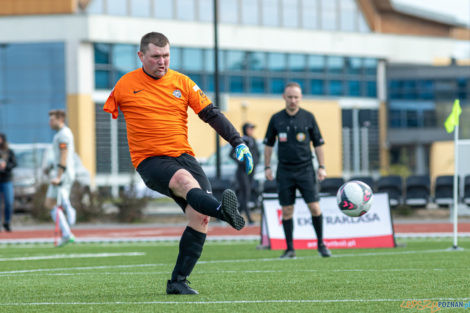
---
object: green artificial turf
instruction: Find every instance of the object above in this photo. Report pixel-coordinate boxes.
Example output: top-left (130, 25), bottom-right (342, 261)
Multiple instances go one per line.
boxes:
top-left (0, 238), bottom-right (469, 312)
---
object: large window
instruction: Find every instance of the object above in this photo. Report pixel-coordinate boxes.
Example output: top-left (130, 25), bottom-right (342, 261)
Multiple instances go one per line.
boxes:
top-left (281, 0), bottom-right (299, 28)
top-left (94, 43), bottom-right (379, 98)
top-left (220, 0), bottom-right (238, 24)
top-left (154, 0), bottom-right (173, 19)
top-left (176, 0), bottom-right (195, 20)
top-left (262, 0), bottom-right (279, 27)
top-left (241, 0), bottom-right (259, 25)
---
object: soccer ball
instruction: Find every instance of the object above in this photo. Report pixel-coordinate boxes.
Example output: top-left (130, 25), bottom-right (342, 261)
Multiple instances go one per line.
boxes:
top-left (336, 180), bottom-right (373, 217)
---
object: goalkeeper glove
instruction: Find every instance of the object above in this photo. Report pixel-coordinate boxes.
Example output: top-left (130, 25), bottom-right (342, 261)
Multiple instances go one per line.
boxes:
top-left (235, 143), bottom-right (253, 175)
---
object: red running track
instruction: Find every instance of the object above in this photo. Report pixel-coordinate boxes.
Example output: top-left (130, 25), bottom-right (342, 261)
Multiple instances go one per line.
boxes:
top-left (1, 223), bottom-right (470, 242)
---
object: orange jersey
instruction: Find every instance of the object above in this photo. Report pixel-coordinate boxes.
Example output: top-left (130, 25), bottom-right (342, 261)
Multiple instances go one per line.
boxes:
top-left (103, 68), bottom-right (212, 168)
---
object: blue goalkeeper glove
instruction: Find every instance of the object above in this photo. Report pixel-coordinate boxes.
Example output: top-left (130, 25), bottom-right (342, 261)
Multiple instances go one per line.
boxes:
top-left (235, 143), bottom-right (253, 175)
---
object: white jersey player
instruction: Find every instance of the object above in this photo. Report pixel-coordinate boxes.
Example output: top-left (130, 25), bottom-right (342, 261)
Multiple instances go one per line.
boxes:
top-left (44, 109), bottom-right (77, 247)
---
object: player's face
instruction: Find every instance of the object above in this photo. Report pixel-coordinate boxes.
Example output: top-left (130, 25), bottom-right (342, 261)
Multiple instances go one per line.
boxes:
top-left (138, 43), bottom-right (170, 78)
top-left (49, 115), bottom-right (60, 130)
top-left (283, 86), bottom-right (302, 114)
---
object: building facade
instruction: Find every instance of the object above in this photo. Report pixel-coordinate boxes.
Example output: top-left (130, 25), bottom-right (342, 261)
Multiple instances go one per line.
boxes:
top-left (0, 0), bottom-right (468, 192)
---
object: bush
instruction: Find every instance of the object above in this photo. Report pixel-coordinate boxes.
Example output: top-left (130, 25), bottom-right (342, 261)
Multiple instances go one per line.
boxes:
top-left (70, 182), bottom-right (106, 222)
top-left (31, 183), bottom-right (50, 221)
top-left (113, 182), bottom-right (151, 223)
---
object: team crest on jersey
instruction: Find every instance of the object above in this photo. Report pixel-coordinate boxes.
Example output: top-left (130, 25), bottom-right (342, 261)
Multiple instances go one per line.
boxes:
top-left (173, 89), bottom-right (182, 98)
top-left (296, 132), bottom-right (306, 142)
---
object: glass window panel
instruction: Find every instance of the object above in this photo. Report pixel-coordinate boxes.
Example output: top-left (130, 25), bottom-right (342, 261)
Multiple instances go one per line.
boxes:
top-left (227, 50), bottom-right (245, 71)
top-left (310, 79), bottom-right (324, 95)
top-left (182, 48), bottom-right (203, 71)
top-left (358, 11), bottom-right (370, 32)
top-left (288, 54), bottom-right (305, 72)
top-left (107, 0), bottom-right (127, 15)
top-left (417, 80), bottom-right (434, 100)
top-left (198, 0), bottom-right (213, 22)
top-left (95, 44), bottom-right (110, 64)
top-left (270, 77), bottom-right (285, 94)
top-left (154, 0), bottom-right (173, 19)
top-left (187, 73), bottom-right (202, 87)
top-left (95, 70), bottom-right (110, 89)
top-left (328, 80), bottom-right (343, 96)
top-left (229, 75), bottom-right (244, 93)
top-left (220, 0), bottom-right (238, 24)
top-left (302, 0), bottom-right (318, 29)
top-left (389, 109), bottom-right (402, 128)
top-left (345, 57), bottom-right (362, 75)
top-left (247, 52), bottom-right (265, 71)
top-left (177, 0), bottom-right (195, 20)
top-left (406, 110), bottom-right (418, 128)
top-left (170, 47), bottom-right (181, 70)
top-left (205, 49), bottom-right (225, 72)
top-left (112, 44), bottom-right (137, 72)
top-left (262, 0), bottom-right (279, 27)
top-left (308, 55), bottom-right (324, 73)
top-left (339, 0), bottom-right (356, 31)
top-left (423, 110), bottom-right (436, 127)
top-left (131, 0), bottom-right (151, 17)
top-left (241, 0), bottom-right (259, 25)
top-left (290, 78), bottom-right (305, 90)
top-left (87, 0), bottom-right (104, 14)
top-left (348, 80), bottom-right (360, 96)
top-left (250, 76), bottom-right (265, 93)
top-left (321, 0), bottom-right (337, 30)
top-left (208, 74), bottom-right (226, 92)
top-left (268, 52), bottom-right (286, 72)
top-left (366, 81), bottom-right (377, 98)
top-left (363, 58), bottom-right (377, 75)
top-left (327, 56), bottom-right (343, 74)
top-left (282, 0), bottom-right (299, 28)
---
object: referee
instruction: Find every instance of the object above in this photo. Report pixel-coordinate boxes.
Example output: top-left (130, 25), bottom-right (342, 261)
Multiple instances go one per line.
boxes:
top-left (264, 82), bottom-right (331, 258)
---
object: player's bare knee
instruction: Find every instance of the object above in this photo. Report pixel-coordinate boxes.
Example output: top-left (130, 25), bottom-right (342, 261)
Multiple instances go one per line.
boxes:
top-left (308, 202), bottom-right (322, 216)
top-left (282, 206), bottom-right (294, 219)
top-left (169, 169), bottom-right (199, 197)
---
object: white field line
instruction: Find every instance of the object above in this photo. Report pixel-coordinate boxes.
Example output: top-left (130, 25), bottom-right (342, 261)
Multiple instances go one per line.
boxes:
top-left (0, 248), bottom-right (465, 275)
top-left (0, 267), bottom-right (462, 278)
top-left (0, 252), bottom-right (145, 262)
top-left (1, 298), bottom-right (469, 306)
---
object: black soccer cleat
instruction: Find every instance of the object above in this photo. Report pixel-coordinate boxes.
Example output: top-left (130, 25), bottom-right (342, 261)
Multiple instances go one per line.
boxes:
top-left (280, 249), bottom-right (296, 259)
top-left (220, 189), bottom-right (245, 230)
top-left (166, 279), bottom-right (199, 295)
top-left (318, 243), bottom-right (331, 257)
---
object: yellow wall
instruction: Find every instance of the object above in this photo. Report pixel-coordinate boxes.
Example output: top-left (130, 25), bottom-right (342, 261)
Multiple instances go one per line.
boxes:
top-left (188, 97), bottom-right (343, 177)
top-left (67, 94), bottom-right (96, 183)
top-left (430, 140), bottom-right (454, 190)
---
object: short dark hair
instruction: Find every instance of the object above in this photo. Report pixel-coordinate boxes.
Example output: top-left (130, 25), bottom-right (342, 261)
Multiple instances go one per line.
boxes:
top-left (49, 109), bottom-right (66, 120)
top-left (284, 82), bottom-right (302, 93)
top-left (140, 32), bottom-right (170, 53)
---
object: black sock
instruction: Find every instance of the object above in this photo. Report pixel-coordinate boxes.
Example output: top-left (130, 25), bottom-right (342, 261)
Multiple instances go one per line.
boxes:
top-left (186, 188), bottom-right (221, 218)
top-left (171, 226), bottom-right (206, 282)
top-left (282, 219), bottom-right (294, 251)
top-left (311, 214), bottom-right (323, 245)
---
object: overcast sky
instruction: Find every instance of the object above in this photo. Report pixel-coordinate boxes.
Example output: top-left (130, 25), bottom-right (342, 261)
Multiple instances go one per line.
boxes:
top-left (393, 0), bottom-right (470, 26)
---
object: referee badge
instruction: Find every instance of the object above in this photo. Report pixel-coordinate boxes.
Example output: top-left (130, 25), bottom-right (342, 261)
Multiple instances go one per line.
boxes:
top-left (173, 89), bottom-right (182, 98)
top-left (296, 132), bottom-right (306, 142)
top-left (279, 133), bottom-right (287, 142)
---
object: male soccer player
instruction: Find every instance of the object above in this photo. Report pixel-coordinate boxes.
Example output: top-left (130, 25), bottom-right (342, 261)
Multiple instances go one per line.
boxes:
top-left (264, 82), bottom-right (331, 258)
top-left (44, 110), bottom-right (77, 247)
top-left (104, 32), bottom-right (253, 295)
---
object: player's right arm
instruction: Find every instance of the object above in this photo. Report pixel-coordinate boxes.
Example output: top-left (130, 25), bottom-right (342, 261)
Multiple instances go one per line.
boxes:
top-left (263, 116), bottom-right (277, 181)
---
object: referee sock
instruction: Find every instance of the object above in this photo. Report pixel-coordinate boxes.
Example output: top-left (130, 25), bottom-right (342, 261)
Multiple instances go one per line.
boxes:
top-left (171, 226), bottom-right (206, 282)
top-left (186, 188), bottom-right (221, 218)
top-left (311, 214), bottom-right (324, 245)
top-left (282, 219), bottom-right (294, 251)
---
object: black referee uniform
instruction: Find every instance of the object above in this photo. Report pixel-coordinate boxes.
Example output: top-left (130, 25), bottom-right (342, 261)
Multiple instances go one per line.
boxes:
top-left (264, 107), bottom-right (330, 257)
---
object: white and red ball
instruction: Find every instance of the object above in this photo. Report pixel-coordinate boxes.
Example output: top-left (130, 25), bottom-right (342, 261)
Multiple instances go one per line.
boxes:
top-left (336, 180), bottom-right (373, 217)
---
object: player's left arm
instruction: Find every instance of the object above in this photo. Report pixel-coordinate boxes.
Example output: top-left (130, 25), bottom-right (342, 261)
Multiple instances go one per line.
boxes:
top-left (52, 142), bottom-right (68, 185)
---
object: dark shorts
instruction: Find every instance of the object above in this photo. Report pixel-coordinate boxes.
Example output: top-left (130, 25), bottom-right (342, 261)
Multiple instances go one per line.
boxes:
top-left (276, 164), bottom-right (320, 206)
top-left (136, 153), bottom-right (212, 210)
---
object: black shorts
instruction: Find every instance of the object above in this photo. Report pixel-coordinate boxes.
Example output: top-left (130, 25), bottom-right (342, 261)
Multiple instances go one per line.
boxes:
top-left (276, 164), bottom-right (319, 206)
top-left (136, 153), bottom-right (212, 210)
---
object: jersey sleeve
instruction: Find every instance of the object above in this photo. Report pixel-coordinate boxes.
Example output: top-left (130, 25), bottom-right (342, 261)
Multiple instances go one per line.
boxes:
top-left (186, 77), bottom-right (212, 114)
top-left (263, 116), bottom-right (277, 147)
top-left (57, 131), bottom-right (72, 149)
top-left (103, 89), bottom-right (119, 119)
top-left (309, 114), bottom-right (325, 147)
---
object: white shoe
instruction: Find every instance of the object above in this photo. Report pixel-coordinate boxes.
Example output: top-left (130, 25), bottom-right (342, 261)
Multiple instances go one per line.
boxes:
top-left (57, 234), bottom-right (75, 247)
top-left (67, 207), bottom-right (76, 225)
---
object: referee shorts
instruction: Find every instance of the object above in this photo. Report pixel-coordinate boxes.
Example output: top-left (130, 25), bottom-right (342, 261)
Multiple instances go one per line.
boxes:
top-left (136, 153), bottom-right (212, 210)
top-left (276, 164), bottom-right (320, 206)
